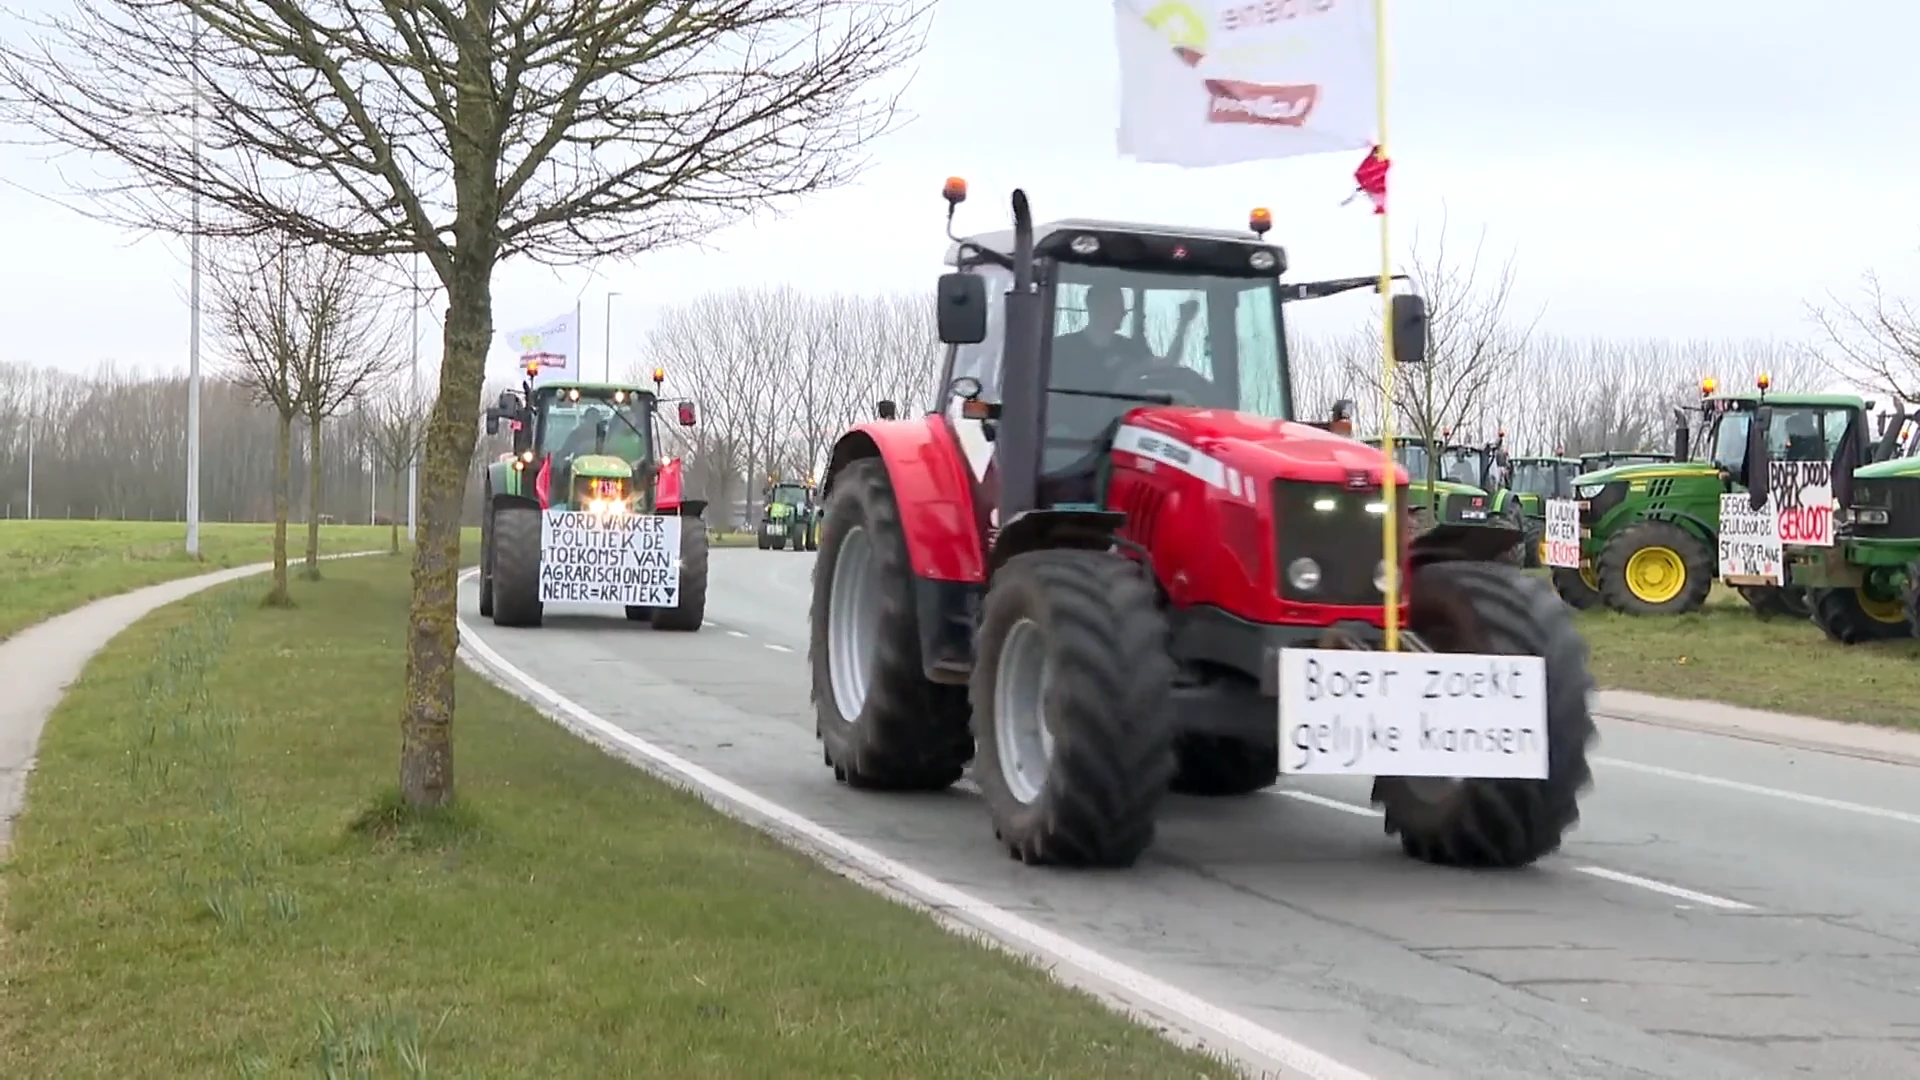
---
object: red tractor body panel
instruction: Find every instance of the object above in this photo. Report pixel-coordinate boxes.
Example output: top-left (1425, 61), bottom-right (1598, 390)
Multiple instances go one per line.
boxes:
top-left (655, 458), bottom-right (684, 512)
top-left (1105, 407), bottom-right (1412, 628)
top-left (827, 416), bottom-right (987, 583)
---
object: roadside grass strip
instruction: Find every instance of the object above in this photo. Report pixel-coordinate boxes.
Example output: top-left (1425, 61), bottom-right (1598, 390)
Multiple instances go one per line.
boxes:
top-left (0, 557), bottom-right (1230, 1078)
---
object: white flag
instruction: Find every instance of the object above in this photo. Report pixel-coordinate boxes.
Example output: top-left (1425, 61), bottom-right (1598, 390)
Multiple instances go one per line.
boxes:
top-left (1115, 0), bottom-right (1378, 167)
top-left (501, 310), bottom-right (579, 385)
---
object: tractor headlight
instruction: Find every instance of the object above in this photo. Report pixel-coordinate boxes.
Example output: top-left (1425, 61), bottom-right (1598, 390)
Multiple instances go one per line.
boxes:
top-left (1575, 483), bottom-right (1607, 498)
top-left (1287, 557), bottom-right (1321, 592)
top-left (1373, 561), bottom-right (1391, 594)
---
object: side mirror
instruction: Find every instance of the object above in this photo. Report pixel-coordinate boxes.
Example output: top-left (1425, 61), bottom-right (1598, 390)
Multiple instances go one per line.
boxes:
top-left (936, 272), bottom-right (988, 345)
top-left (1390, 294), bottom-right (1428, 366)
top-left (677, 401), bottom-right (697, 427)
top-left (1671, 407), bottom-right (1690, 461)
top-left (484, 408), bottom-right (501, 436)
top-left (1745, 406), bottom-right (1772, 509)
top-left (876, 399), bottom-right (898, 420)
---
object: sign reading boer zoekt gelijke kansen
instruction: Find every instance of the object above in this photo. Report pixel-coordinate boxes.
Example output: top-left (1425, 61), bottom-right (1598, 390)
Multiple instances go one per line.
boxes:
top-left (1277, 649), bottom-right (1549, 778)
top-left (539, 510), bottom-right (681, 606)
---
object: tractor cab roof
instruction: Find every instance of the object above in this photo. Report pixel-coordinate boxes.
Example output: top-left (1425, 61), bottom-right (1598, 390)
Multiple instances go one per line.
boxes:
top-left (531, 380), bottom-right (657, 396)
top-left (945, 217), bottom-right (1275, 268)
top-left (1512, 455), bottom-right (1578, 465)
top-left (1703, 389), bottom-right (1866, 409)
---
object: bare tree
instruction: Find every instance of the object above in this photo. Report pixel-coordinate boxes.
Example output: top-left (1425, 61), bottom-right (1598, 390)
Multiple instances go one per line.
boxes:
top-left (292, 257), bottom-right (394, 578)
top-left (361, 376), bottom-right (429, 555)
top-left (1807, 269), bottom-right (1920, 401)
top-left (0, 0), bottom-right (931, 806)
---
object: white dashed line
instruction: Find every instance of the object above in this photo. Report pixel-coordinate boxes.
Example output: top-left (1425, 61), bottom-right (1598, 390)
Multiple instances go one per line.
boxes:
top-left (764, 642), bottom-right (792, 653)
top-left (1572, 866), bottom-right (1755, 911)
top-left (726, 630), bottom-right (748, 638)
top-left (1274, 790), bottom-right (1382, 818)
top-left (1593, 755), bottom-right (1920, 828)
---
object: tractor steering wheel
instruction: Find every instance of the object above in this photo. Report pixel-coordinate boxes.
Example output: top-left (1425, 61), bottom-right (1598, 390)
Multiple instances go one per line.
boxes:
top-left (1113, 361), bottom-right (1229, 409)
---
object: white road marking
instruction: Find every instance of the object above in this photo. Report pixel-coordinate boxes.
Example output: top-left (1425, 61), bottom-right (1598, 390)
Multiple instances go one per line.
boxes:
top-left (452, 572), bottom-right (1375, 1080)
top-left (1276, 790), bottom-right (1382, 818)
top-left (726, 630), bottom-right (748, 638)
top-left (1572, 866), bottom-right (1755, 911)
top-left (764, 642), bottom-right (792, 653)
top-left (1593, 755), bottom-right (1920, 828)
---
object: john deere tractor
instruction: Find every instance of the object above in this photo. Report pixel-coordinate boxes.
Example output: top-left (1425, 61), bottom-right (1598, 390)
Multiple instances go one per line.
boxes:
top-left (1752, 401), bottom-right (1920, 643)
top-left (1578, 450), bottom-right (1672, 474)
top-left (1360, 435), bottom-right (1524, 562)
top-left (1552, 376), bottom-right (1867, 618)
top-left (759, 477), bottom-right (820, 551)
top-left (478, 364), bottom-right (709, 630)
top-left (1508, 453), bottom-right (1581, 567)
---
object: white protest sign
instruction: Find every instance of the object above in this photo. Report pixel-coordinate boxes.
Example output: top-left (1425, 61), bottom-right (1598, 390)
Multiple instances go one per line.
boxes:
top-left (1277, 648), bottom-right (1549, 779)
top-left (1716, 493), bottom-right (1783, 585)
top-left (1767, 460), bottom-right (1833, 547)
top-left (539, 511), bottom-right (681, 606)
top-left (1543, 498), bottom-right (1581, 569)
top-left (1113, 0), bottom-right (1378, 166)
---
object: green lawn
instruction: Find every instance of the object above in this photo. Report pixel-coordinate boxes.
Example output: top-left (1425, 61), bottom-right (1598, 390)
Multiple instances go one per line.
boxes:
top-left (0, 557), bottom-right (1227, 1078)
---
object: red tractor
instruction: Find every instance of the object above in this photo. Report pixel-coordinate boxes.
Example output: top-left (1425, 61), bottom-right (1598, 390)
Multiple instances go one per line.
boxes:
top-left (807, 181), bottom-right (1595, 870)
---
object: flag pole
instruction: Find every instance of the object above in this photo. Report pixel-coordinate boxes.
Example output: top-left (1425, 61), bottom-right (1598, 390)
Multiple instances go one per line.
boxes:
top-left (1372, 0), bottom-right (1400, 652)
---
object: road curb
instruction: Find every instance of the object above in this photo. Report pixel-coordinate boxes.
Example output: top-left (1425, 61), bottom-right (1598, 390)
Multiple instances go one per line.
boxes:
top-left (1594, 689), bottom-right (1920, 769)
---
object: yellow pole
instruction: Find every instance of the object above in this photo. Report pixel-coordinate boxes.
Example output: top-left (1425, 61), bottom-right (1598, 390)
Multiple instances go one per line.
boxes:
top-left (1373, 0), bottom-right (1399, 651)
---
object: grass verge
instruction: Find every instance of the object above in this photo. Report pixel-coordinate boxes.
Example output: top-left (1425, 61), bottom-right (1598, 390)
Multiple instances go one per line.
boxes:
top-left (1569, 582), bottom-right (1920, 730)
top-left (0, 557), bottom-right (1229, 1078)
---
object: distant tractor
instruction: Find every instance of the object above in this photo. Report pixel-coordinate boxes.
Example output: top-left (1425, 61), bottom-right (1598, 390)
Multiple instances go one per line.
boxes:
top-left (1577, 450), bottom-right (1672, 474)
top-left (805, 179), bottom-right (1595, 873)
top-left (759, 477), bottom-right (820, 551)
top-left (478, 364), bottom-right (709, 631)
top-left (1553, 377), bottom-right (1866, 618)
top-left (1507, 453), bottom-right (1581, 567)
top-left (1360, 432), bottom-right (1525, 564)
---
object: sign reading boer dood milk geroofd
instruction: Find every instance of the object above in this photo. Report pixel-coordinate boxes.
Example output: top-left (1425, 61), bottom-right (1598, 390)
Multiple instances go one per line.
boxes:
top-left (1716, 461), bottom-right (1833, 586)
top-left (539, 511), bottom-right (682, 606)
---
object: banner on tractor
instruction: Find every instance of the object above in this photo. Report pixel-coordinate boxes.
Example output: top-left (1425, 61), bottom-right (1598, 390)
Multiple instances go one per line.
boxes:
top-left (502, 310), bottom-right (580, 386)
top-left (539, 510), bottom-right (682, 606)
top-left (1767, 460), bottom-right (1834, 547)
top-left (1276, 649), bottom-right (1549, 778)
top-left (1543, 498), bottom-right (1582, 568)
top-left (1717, 493), bottom-right (1785, 585)
top-left (1112, 0), bottom-right (1378, 166)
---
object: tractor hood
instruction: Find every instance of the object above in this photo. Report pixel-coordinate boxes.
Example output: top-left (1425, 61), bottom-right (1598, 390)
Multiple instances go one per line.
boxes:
top-left (1856, 456), bottom-right (1920, 480)
top-left (1120, 408), bottom-right (1405, 489)
top-left (1573, 460), bottom-right (1714, 488)
top-left (567, 454), bottom-right (636, 479)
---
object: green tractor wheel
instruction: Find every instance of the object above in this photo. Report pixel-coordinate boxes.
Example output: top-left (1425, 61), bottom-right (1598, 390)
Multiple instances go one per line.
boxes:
top-left (1809, 584), bottom-right (1913, 644)
top-left (1494, 501), bottom-right (1525, 566)
top-left (1596, 521), bottom-right (1713, 616)
top-left (1736, 585), bottom-right (1812, 620)
top-left (1551, 564), bottom-right (1603, 610)
top-left (1521, 520), bottom-right (1545, 569)
top-left (489, 505), bottom-right (545, 628)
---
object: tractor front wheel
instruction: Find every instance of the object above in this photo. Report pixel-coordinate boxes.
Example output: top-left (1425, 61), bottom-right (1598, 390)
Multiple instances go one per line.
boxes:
top-left (1737, 585), bottom-right (1811, 620)
top-left (971, 550), bottom-right (1176, 867)
top-left (489, 506), bottom-right (544, 627)
top-left (649, 516), bottom-right (709, 631)
top-left (1373, 561), bottom-right (1596, 868)
top-left (1809, 585), bottom-right (1912, 644)
top-left (1521, 520), bottom-right (1544, 569)
top-left (1550, 565), bottom-right (1602, 610)
top-left (1494, 502), bottom-right (1525, 566)
top-left (478, 506), bottom-right (495, 617)
top-left (1596, 522), bottom-right (1712, 615)
top-left (811, 458), bottom-right (973, 791)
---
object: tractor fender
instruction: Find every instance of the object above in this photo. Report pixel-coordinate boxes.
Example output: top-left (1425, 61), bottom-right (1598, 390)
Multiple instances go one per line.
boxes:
top-left (821, 418), bottom-right (986, 583)
top-left (988, 508), bottom-right (1127, 576)
top-left (1644, 508), bottom-right (1717, 546)
top-left (1412, 521), bottom-right (1523, 567)
top-left (655, 458), bottom-right (685, 512)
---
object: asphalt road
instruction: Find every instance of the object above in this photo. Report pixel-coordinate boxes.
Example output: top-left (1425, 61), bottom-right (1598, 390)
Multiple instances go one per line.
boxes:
top-left (459, 548), bottom-right (1920, 1079)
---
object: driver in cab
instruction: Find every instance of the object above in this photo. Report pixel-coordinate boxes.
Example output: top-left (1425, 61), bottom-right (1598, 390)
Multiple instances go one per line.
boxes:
top-left (1049, 283), bottom-right (1193, 394)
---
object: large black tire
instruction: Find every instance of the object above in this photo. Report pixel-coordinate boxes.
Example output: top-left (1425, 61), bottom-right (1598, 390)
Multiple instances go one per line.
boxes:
top-left (1372, 561), bottom-right (1596, 868)
top-left (1493, 502), bottom-right (1525, 566)
top-left (1521, 520), bottom-right (1544, 569)
top-left (490, 506), bottom-right (544, 627)
top-left (478, 506), bottom-right (495, 617)
top-left (1907, 561), bottom-right (1920, 635)
top-left (1550, 565), bottom-right (1602, 610)
top-left (1169, 735), bottom-right (1277, 797)
top-left (1808, 586), bottom-right (1913, 644)
top-left (1737, 584), bottom-right (1810, 620)
top-left (971, 550), bottom-right (1176, 866)
top-left (810, 458), bottom-right (973, 791)
top-left (649, 516), bottom-right (709, 631)
top-left (757, 527), bottom-right (771, 550)
top-left (1596, 521), bottom-right (1713, 615)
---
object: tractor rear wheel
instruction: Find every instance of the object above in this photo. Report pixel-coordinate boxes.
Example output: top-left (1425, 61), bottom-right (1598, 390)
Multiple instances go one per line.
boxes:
top-left (1493, 502), bottom-right (1525, 566)
top-left (1596, 521), bottom-right (1712, 615)
top-left (1373, 561), bottom-right (1596, 868)
top-left (478, 508), bottom-right (495, 617)
top-left (1521, 520), bottom-right (1544, 569)
top-left (490, 506), bottom-right (544, 627)
top-left (649, 516), bottom-right (709, 631)
top-left (757, 527), bottom-right (771, 550)
top-left (1169, 735), bottom-right (1276, 796)
top-left (1809, 585), bottom-right (1912, 644)
top-left (811, 458), bottom-right (973, 791)
top-left (1737, 585), bottom-right (1811, 620)
top-left (1550, 565), bottom-right (1602, 610)
top-left (971, 550), bottom-right (1176, 867)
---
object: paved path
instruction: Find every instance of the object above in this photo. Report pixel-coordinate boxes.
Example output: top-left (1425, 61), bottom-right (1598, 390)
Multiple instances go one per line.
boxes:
top-left (458, 546), bottom-right (1920, 1080)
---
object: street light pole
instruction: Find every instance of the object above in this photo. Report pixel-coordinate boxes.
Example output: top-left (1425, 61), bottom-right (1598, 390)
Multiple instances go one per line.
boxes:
top-left (604, 290), bottom-right (620, 381)
top-left (184, 22), bottom-right (203, 554)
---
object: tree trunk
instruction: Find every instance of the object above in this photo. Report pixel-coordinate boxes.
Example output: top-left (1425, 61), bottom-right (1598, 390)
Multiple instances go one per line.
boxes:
top-left (267, 412), bottom-right (293, 607)
top-left (303, 412), bottom-right (323, 579)
top-left (399, 255), bottom-right (492, 808)
top-left (389, 464), bottom-right (403, 555)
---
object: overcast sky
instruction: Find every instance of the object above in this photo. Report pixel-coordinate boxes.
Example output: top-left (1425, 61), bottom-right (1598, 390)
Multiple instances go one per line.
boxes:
top-left (4, 0), bottom-right (1917, 382)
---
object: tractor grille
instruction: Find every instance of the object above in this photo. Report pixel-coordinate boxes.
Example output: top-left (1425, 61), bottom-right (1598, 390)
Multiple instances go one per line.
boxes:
top-left (1850, 476), bottom-right (1920, 540)
top-left (1439, 490), bottom-right (1491, 525)
top-left (1274, 480), bottom-right (1403, 606)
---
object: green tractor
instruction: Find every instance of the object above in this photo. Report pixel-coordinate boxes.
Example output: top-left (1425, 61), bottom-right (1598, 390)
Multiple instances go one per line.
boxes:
top-left (1550, 376), bottom-right (1867, 618)
top-left (1752, 402), bottom-right (1920, 643)
top-left (1507, 453), bottom-right (1581, 567)
top-left (1359, 434), bottom-right (1525, 562)
top-left (477, 363), bottom-right (709, 630)
top-left (758, 476), bottom-right (820, 551)
top-left (1578, 450), bottom-right (1672, 474)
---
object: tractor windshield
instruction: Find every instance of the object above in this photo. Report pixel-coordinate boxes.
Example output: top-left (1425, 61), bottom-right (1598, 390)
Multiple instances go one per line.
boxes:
top-left (1439, 447), bottom-right (1487, 487)
top-left (1510, 460), bottom-right (1573, 497)
top-left (1703, 404), bottom-right (1852, 478)
top-left (770, 484), bottom-right (808, 507)
top-left (538, 388), bottom-right (653, 466)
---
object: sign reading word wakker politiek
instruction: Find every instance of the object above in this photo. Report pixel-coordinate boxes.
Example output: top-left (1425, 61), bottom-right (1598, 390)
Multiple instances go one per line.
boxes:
top-left (1717, 493), bottom-right (1785, 586)
top-left (501, 309), bottom-right (580, 387)
top-left (1114, 0), bottom-right (1378, 166)
top-left (540, 510), bottom-right (682, 607)
top-left (1543, 498), bottom-right (1582, 569)
top-left (1767, 459), bottom-right (1834, 547)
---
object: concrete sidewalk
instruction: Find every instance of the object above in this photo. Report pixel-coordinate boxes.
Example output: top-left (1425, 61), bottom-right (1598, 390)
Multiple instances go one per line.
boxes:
top-left (1596, 688), bottom-right (1920, 768)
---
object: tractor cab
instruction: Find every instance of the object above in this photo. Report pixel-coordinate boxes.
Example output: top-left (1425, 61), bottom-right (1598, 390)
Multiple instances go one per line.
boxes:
top-left (1578, 451), bottom-right (1671, 475)
top-left (1509, 454), bottom-right (1580, 503)
top-left (1358, 435), bottom-right (1502, 532)
top-left (1691, 376), bottom-right (1869, 488)
top-left (484, 363), bottom-right (699, 515)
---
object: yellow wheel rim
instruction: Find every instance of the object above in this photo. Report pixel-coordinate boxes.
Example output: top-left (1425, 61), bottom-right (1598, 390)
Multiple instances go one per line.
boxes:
top-left (1579, 563), bottom-right (1598, 591)
top-left (1858, 589), bottom-right (1907, 624)
top-left (1624, 546), bottom-right (1687, 604)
